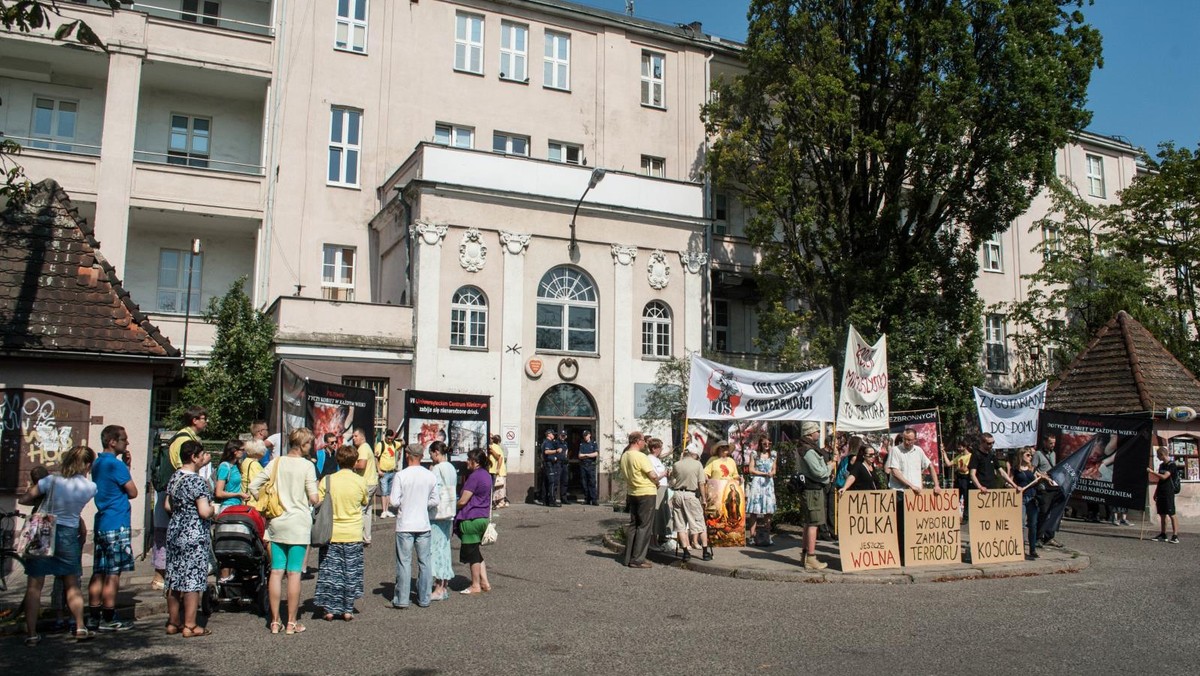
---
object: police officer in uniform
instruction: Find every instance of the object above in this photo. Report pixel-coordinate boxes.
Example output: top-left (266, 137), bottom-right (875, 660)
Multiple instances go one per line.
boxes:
top-left (557, 429), bottom-right (572, 503)
top-left (578, 430), bottom-right (600, 505)
top-left (542, 428), bottom-right (563, 506)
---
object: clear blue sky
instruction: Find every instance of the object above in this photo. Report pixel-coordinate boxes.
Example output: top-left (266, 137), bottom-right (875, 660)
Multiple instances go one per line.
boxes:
top-left (578, 0), bottom-right (1200, 155)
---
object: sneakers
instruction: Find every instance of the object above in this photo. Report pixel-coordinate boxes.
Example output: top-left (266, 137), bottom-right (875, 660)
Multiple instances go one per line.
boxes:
top-left (1169, 535), bottom-right (1180, 544)
top-left (1152, 533), bottom-right (1168, 542)
top-left (379, 510), bottom-right (395, 519)
top-left (97, 619), bottom-right (135, 632)
top-left (1043, 538), bottom-right (1064, 548)
top-left (1119, 519), bottom-right (1132, 526)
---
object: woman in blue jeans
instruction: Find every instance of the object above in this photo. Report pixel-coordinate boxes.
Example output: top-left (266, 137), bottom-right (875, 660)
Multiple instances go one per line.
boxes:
top-left (1013, 448), bottom-right (1046, 560)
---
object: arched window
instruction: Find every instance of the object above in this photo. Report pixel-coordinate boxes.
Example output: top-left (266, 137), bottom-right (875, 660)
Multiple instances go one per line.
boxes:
top-left (450, 286), bottom-right (487, 348)
top-left (536, 267), bottom-right (597, 352)
top-left (641, 301), bottom-right (671, 358)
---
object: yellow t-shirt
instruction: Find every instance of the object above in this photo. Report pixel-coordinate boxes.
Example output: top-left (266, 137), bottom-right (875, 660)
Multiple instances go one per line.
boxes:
top-left (489, 443), bottom-right (507, 477)
top-left (620, 449), bottom-right (657, 497)
top-left (704, 457), bottom-right (740, 481)
top-left (951, 452), bottom-right (971, 476)
top-left (168, 427), bottom-right (200, 470)
top-left (376, 441), bottom-right (397, 472)
top-left (318, 469), bottom-right (369, 543)
top-left (240, 457), bottom-right (264, 492)
top-left (357, 442), bottom-right (379, 487)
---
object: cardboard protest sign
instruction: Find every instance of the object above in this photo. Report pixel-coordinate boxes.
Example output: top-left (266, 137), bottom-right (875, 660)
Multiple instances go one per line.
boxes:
top-left (902, 489), bottom-right (962, 566)
top-left (837, 490), bottom-right (900, 572)
top-left (973, 383), bottom-right (1046, 448)
top-left (967, 489), bottom-right (1025, 564)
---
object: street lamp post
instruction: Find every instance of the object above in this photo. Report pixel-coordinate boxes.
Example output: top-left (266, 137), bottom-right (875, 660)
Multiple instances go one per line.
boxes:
top-left (182, 238), bottom-right (202, 363)
top-left (568, 167), bottom-right (606, 259)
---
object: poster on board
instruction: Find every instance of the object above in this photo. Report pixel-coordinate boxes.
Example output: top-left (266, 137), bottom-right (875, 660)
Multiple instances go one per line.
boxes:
top-left (901, 489), bottom-right (961, 566)
top-left (837, 490), bottom-right (901, 572)
top-left (306, 380), bottom-right (376, 452)
top-left (1037, 410), bottom-right (1152, 509)
top-left (704, 478), bottom-right (746, 547)
top-left (889, 409), bottom-right (941, 476)
top-left (404, 390), bottom-right (491, 462)
top-left (967, 489), bottom-right (1025, 564)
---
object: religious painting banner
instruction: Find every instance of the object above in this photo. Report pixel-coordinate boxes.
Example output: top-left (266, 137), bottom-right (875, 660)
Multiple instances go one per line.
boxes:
top-left (686, 355), bottom-right (834, 422)
top-left (836, 326), bottom-right (889, 432)
top-left (704, 478), bottom-right (746, 547)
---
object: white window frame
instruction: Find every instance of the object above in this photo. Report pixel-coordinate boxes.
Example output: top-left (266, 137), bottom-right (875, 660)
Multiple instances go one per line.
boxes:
top-left (543, 30), bottom-right (570, 90)
top-left (499, 20), bottom-right (528, 82)
top-left (455, 12), bottom-right (484, 74)
top-left (492, 132), bottom-right (530, 156)
top-left (327, 107), bottom-right (362, 187)
top-left (156, 248), bottom-right (203, 314)
top-left (434, 123), bottom-right (474, 149)
top-left (982, 233), bottom-right (1003, 272)
top-left (30, 97), bottom-right (78, 152)
top-left (335, 0), bottom-right (369, 54)
top-left (450, 286), bottom-right (489, 349)
top-left (641, 301), bottom-right (672, 359)
top-left (548, 141), bottom-right (582, 165)
top-left (167, 113), bottom-right (211, 168)
top-left (1041, 225), bottom-right (1062, 262)
top-left (640, 51), bottom-right (665, 108)
top-left (985, 314), bottom-right (1008, 373)
top-left (182, 0), bottom-right (220, 26)
top-left (342, 376), bottom-right (388, 439)
top-left (1086, 153), bottom-right (1106, 198)
top-left (322, 245), bottom-right (356, 301)
top-left (641, 155), bottom-right (665, 178)
top-left (536, 267), bottom-right (598, 354)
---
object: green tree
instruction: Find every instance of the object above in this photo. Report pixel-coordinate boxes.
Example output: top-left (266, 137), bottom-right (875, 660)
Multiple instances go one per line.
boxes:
top-left (173, 277), bottom-right (276, 438)
top-left (702, 0), bottom-right (1101, 435)
top-left (1, 1), bottom-right (123, 202)
top-left (636, 355), bottom-right (689, 431)
top-left (1003, 179), bottom-right (1173, 386)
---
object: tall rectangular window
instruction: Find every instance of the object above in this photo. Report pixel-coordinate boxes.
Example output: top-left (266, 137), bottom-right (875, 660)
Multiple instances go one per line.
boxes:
top-left (157, 248), bottom-right (203, 313)
top-left (342, 377), bottom-right (388, 439)
top-left (30, 97), bottom-right (77, 152)
top-left (322, 245), bottom-right (356, 301)
top-left (982, 233), bottom-right (1003, 272)
top-left (1041, 225), bottom-right (1062, 262)
top-left (434, 123), bottom-right (474, 148)
top-left (455, 12), bottom-right (484, 74)
top-left (985, 314), bottom-right (1008, 373)
top-left (548, 141), bottom-right (581, 165)
top-left (492, 132), bottom-right (529, 156)
top-left (168, 114), bottom-right (210, 168)
top-left (1086, 153), bottom-right (1106, 198)
top-left (1046, 319), bottom-right (1066, 367)
top-left (499, 21), bottom-right (527, 81)
top-left (640, 51), bottom-right (665, 107)
top-left (713, 192), bottom-right (729, 235)
top-left (182, 0), bottom-right (220, 26)
top-left (713, 299), bottom-right (729, 351)
top-left (641, 155), bottom-right (665, 178)
top-left (335, 0), bottom-right (368, 53)
top-left (328, 107), bottom-right (361, 187)
top-left (544, 30), bottom-right (570, 90)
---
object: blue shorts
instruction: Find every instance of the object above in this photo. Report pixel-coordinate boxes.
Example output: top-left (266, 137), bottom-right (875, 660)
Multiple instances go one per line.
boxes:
top-left (93, 526), bottom-right (135, 574)
top-left (270, 542), bottom-right (307, 573)
top-left (379, 472), bottom-right (395, 496)
top-left (25, 525), bottom-right (83, 578)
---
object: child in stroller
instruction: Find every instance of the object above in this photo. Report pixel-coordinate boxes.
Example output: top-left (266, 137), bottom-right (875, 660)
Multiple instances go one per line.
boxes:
top-left (208, 505), bottom-right (269, 614)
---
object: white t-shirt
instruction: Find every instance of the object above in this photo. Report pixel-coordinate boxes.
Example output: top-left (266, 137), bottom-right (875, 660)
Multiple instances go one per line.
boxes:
top-left (886, 444), bottom-right (931, 490)
top-left (389, 465), bottom-right (439, 533)
top-left (649, 455), bottom-right (669, 488)
top-left (38, 475), bottom-right (97, 529)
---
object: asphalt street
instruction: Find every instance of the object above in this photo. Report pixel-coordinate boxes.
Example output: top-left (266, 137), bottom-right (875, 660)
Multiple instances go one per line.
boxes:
top-left (1, 504), bottom-right (1196, 675)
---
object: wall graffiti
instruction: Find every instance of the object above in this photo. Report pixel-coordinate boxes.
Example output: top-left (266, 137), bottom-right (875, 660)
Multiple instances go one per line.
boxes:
top-left (0, 389), bottom-right (91, 492)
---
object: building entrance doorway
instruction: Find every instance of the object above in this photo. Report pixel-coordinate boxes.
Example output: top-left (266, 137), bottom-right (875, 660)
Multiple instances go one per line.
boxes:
top-left (534, 384), bottom-right (598, 504)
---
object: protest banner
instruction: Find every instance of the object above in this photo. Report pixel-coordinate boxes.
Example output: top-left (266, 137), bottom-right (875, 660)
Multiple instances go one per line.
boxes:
top-left (836, 326), bottom-right (889, 431)
top-left (889, 409), bottom-right (941, 476)
top-left (902, 489), bottom-right (962, 566)
top-left (967, 489), bottom-right (1025, 564)
top-left (973, 382), bottom-right (1046, 449)
top-left (687, 355), bottom-right (835, 422)
top-left (306, 380), bottom-right (376, 452)
top-left (1037, 410), bottom-right (1152, 510)
top-left (405, 390), bottom-right (491, 462)
top-left (837, 490), bottom-right (900, 572)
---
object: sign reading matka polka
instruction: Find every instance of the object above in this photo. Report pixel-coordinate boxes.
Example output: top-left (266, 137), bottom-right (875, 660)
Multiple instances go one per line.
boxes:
top-left (902, 489), bottom-right (962, 566)
top-left (967, 489), bottom-right (1025, 564)
top-left (686, 355), bottom-right (834, 421)
top-left (837, 490), bottom-right (901, 572)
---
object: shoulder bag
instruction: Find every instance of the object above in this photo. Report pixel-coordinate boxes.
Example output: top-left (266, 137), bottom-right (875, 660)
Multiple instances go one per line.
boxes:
top-left (17, 478), bottom-right (57, 558)
top-left (481, 476), bottom-right (498, 546)
top-left (257, 457), bottom-right (286, 520)
top-left (310, 474), bottom-right (334, 547)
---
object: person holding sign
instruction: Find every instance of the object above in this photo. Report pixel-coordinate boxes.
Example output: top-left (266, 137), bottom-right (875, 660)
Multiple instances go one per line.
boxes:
top-left (793, 422), bottom-right (832, 571)
top-left (1148, 447), bottom-right (1180, 544)
top-left (1011, 448), bottom-right (1047, 560)
top-left (886, 429), bottom-right (941, 494)
top-left (837, 442), bottom-right (879, 493)
top-left (942, 441), bottom-right (973, 516)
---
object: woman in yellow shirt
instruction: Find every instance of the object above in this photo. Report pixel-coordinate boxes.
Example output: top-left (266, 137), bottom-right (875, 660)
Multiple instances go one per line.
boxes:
top-left (704, 442), bottom-right (741, 482)
top-left (314, 445), bottom-right (369, 621)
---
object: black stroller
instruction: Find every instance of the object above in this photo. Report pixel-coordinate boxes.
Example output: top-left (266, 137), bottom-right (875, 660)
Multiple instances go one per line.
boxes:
top-left (204, 505), bottom-right (269, 616)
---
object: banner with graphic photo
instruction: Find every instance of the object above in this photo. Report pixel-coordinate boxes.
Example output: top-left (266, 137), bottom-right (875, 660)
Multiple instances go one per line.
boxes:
top-left (836, 326), bottom-right (889, 432)
top-left (404, 390), bottom-right (491, 462)
top-left (306, 380), bottom-right (376, 453)
top-left (686, 356), bottom-right (835, 422)
top-left (888, 409), bottom-right (941, 475)
top-left (1037, 410), bottom-right (1152, 510)
top-left (973, 382), bottom-right (1046, 449)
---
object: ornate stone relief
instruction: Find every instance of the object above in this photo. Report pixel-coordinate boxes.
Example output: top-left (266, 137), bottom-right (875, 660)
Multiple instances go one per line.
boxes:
top-left (458, 228), bottom-right (488, 272)
top-left (678, 251), bottom-right (709, 275)
top-left (611, 244), bottom-right (638, 266)
top-left (647, 250), bottom-right (671, 289)
top-left (499, 231), bottom-right (532, 255)
top-left (410, 221), bottom-right (448, 246)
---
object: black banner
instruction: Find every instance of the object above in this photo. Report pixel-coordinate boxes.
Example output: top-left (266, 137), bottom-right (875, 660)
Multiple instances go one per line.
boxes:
top-left (1037, 410), bottom-right (1152, 509)
top-left (404, 390), bottom-right (490, 462)
top-left (306, 380), bottom-right (376, 452)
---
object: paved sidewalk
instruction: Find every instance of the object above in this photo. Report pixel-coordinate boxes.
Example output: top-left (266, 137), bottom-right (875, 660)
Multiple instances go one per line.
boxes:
top-left (602, 525), bottom-right (1090, 584)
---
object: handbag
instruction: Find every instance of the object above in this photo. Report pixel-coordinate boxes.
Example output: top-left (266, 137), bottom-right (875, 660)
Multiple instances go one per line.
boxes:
top-left (257, 457), bottom-right (285, 520)
top-left (17, 479), bottom-right (57, 558)
top-left (310, 475), bottom-right (334, 547)
top-left (481, 480), bottom-right (498, 546)
top-left (433, 473), bottom-right (457, 521)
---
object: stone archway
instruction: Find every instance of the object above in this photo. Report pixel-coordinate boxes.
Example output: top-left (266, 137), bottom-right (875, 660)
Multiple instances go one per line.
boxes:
top-left (535, 384), bottom-right (598, 503)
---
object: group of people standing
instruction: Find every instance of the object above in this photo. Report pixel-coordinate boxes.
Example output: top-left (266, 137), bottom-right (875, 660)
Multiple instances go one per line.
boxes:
top-left (540, 428), bottom-right (601, 506)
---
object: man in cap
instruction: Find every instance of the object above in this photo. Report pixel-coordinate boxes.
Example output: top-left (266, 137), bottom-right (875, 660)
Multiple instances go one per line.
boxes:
top-left (578, 429), bottom-right (600, 505)
top-left (793, 421), bottom-right (832, 570)
top-left (669, 442), bottom-right (710, 561)
top-left (542, 428), bottom-right (564, 506)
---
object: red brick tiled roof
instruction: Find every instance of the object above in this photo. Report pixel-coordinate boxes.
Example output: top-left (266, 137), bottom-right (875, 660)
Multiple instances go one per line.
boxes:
top-left (1046, 311), bottom-right (1200, 415)
top-left (0, 180), bottom-right (179, 359)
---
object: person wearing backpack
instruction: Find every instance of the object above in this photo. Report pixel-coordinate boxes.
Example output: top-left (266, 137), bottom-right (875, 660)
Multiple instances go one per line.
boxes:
top-left (376, 429), bottom-right (398, 518)
top-left (150, 406), bottom-right (207, 591)
top-left (1148, 446), bottom-right (1181, 543)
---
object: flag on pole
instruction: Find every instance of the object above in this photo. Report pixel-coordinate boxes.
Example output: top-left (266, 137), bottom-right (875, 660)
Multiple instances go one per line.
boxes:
top-left (1041, 437), bottom-right (1095, 536)
top-left (836, 325), bottom-right (889, 431)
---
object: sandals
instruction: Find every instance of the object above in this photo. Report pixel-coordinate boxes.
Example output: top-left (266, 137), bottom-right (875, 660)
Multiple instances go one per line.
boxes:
top-left (165, 622), bottom-right (181, 635)
top-left (285, 622), bottom-right (306, 635)
top-left (24, 634), bottom-right (42, 647)
top-left (269, 621), bottom-right (283, 635)
top-left (74, 628), bottom-right (96, 641)
top-left (342, 613), bottom-right (354, 621)
top-left (182, 625), bottom-right (211, 638)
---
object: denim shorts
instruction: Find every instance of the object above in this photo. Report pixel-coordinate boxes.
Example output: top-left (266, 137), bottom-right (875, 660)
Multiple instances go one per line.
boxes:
top-left (26, 525), bottom-right (83, 578)
top-left (379, 472), bottom-right (395, 497)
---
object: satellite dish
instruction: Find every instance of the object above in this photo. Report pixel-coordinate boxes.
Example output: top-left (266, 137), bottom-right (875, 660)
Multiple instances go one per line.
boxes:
top-left (1165, 406), bottom-right (1197, 422)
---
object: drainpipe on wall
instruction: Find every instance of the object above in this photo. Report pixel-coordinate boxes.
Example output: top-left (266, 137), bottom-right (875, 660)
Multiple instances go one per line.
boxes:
top-left (257, 0), bottom-right (289, 308)
top-left (702, 50), bottom-right (715, 358)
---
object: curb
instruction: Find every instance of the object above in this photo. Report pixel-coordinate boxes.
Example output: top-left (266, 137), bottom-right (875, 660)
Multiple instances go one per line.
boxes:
top-left (601, 531), bottom-right (1089, 584)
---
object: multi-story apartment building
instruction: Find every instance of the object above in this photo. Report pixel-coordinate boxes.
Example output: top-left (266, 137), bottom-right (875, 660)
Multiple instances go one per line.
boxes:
top-left (0, 1), bottom-right (1151, 501)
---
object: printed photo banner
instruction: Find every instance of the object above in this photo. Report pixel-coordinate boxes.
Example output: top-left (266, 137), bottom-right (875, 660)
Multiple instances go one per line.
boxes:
top-left (1037, 410), bottom-right (1152, 510)
top-left (836, 326), bottom-right (889, 432)
top-left (686, 355), bottom-right (835, 422)
top-left (404, 390), bottom-right (491, 462)
top-left (973, 382), bottom-right (1046, 449)
top-left (306, 380), bottom-right (376, 452)
top-left (889, 409), bottom-right (941, 475)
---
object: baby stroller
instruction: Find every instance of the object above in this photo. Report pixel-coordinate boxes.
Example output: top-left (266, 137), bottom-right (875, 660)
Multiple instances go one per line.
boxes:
top-left (204, 505), bottom-right (269, 616)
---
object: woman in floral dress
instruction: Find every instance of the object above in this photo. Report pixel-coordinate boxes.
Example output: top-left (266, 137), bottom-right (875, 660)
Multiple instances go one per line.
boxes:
top-left (165, 440), bottom-right (216, 637)
top-left (745, 444), bottom-right (776, 546)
